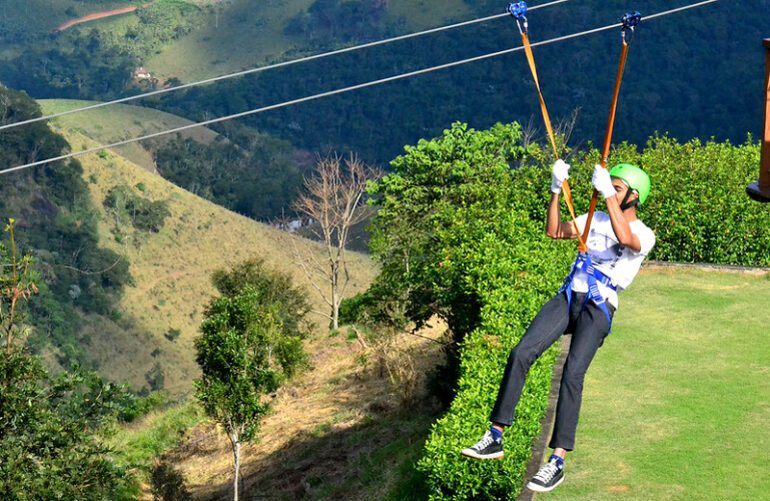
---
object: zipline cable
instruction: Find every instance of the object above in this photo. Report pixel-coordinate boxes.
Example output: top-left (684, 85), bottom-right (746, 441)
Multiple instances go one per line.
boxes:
top-left (0, 0), bottom-right (572, 133)
top-left (0, 0), bottom-right (721, 176)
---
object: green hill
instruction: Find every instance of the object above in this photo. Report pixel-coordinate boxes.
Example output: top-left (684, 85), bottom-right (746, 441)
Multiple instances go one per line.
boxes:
top-left (145, 0), bottom-right (472, 82)
top-left (48, 125), bottom-right (377, 395)
top-left (39, 99), bottom-right (222, 172)
top-left (0, 1), bottom-right (137, 43)
top-left (4, 1), bottom-right (766, 166)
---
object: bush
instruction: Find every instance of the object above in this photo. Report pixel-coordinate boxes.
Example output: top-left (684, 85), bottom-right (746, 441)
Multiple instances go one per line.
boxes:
top-left (150, 460), bottom-right (190, 501)
top-left (368, 122), bottom-right (573, 498)
top-left (627, 136), bottom-right (770, 266)
top-left (104, 184), bottom-right (170, 233)
top-left (164, 328), bottom-right (182, 342)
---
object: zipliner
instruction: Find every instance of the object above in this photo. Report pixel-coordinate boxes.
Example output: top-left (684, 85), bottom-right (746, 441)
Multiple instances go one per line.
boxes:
top-left (461, 160), bottom-right (655, 493)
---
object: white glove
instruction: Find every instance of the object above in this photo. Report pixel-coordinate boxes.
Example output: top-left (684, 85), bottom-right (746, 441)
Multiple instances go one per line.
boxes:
top-left (550, 159), bottom-right (570, 194)
top-left (592, 164), bottom-right (615, 199)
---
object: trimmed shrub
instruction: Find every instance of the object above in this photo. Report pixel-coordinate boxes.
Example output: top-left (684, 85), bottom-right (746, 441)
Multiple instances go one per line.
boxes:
top-left (630, 136), bottom-right (769, 266)
top-left (368, 122), bottom-right (573, 499)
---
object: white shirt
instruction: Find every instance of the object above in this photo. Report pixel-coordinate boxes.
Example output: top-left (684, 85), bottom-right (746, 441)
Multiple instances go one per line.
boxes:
top-left (569, 211), bottom-right (655, 309)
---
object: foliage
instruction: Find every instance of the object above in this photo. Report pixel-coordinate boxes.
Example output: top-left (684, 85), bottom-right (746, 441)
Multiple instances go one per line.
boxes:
top-left (0, 0), bottom-right (203, 99)
top-left (210, 258), bottom-right (313, 366)
top-left (153, 126), bottom-right (308, 221)
top-left (122, 0), bottom-right (201, 59)
top-left (0, 351), bottom-right (138, 499)
top-left (150, 460), bottom-right (191, 501)
top-left (195, 289), bottom-right (282, 439)
top-left (0, 219), bottom-right (38, 351)
top-left (0, 221), bottom-right (137, 500)
top-left (0, 29), bottom-right (137, 99)
top-left (609, 136), bottom-right (770, 266)
top-left (284, 0), bottom-right (388, 45)
top-left (338, 278), bottom-right (409, 330)
top-left (104, 183), bottom-right (170, 234)
top-left (195, 258), bottom-right (312, 498)
top-left (366, 122), bottom-right (573, 498)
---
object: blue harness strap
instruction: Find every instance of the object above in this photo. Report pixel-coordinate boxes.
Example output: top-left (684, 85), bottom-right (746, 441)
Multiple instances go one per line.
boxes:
top-left (559, 252), bottom-right (616, 332)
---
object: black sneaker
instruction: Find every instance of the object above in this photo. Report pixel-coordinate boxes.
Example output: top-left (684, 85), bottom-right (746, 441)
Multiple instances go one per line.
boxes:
top-left (460, 430), bottom-right (504, 460)
top-left (526, 458), bottom-right (565, 492)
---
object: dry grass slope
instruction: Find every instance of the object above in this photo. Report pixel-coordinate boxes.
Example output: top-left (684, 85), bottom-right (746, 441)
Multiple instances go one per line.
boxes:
top-left (53, 127), bottom-right (378, 396)
top-left (161, 320), bottom-right (447, 500)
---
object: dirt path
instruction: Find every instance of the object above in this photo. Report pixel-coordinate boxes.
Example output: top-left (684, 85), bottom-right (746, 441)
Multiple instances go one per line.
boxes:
top-left (54, 2), bottom-right (155, 32)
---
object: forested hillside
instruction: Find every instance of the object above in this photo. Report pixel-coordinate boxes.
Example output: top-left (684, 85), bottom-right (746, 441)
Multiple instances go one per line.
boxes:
top-left (1, 1), bottom-right (766, 167)
top-left (157, 0), bottom-right (769, 164)
top-left (0, 0), bottom-right (765, 225)
top-left (1, 85), bottom-right (376, 394)
top-left (0, 87), bottom-right (132, 371)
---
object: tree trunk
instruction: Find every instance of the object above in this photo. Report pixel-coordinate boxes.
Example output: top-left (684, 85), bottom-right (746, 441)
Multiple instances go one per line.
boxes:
top-left (331, 263), bottom-right (339, 330)
top-left (232, 437), bottom-right (241, 501)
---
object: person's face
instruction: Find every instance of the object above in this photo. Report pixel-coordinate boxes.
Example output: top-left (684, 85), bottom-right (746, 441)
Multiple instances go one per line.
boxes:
top-left (611, 177), bottom-right (638, 208)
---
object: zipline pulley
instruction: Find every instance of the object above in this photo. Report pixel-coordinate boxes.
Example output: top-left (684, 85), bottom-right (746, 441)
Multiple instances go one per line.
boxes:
top-left (507, 1), bottom-right (529, 34)
top-left (621, 11), bottom-right (642, 42)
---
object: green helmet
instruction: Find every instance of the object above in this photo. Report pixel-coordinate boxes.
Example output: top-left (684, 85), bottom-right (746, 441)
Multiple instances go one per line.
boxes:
top-left (609, 163), bottom-right (651, 205)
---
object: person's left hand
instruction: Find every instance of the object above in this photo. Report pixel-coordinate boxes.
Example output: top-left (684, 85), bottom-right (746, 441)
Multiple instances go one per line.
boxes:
top-left (592, 164), bottom-right (615, 199)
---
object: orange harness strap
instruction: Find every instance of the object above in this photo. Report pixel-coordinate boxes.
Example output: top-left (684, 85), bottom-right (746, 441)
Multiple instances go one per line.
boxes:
top-left (519, 32), bottom-right (586, 251)
top-left (580, 41), bottom-right (631, 248)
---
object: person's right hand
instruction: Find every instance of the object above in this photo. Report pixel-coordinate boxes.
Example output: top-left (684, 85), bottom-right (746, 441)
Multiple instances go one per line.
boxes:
top-left (551, 159), bottom-right (570, 194)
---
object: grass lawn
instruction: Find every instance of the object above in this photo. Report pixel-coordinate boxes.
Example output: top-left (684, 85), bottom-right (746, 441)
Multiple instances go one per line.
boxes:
top-left (543, 267), bottom-right (770, 500)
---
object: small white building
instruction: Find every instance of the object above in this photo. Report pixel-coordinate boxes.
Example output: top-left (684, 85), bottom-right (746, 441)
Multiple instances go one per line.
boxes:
top-left (133, 66), bottom-right (152, 81)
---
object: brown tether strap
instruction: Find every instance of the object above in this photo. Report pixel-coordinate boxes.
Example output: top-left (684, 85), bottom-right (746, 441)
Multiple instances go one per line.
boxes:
top-left (520, 32), bottom-right (586, 251)
top-left (580, 41), bottom-right (631, 249)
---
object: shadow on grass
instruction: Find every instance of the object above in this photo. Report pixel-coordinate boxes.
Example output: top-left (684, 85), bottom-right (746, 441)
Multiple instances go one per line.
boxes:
top-left (186, 406), bottom-right (439, 501)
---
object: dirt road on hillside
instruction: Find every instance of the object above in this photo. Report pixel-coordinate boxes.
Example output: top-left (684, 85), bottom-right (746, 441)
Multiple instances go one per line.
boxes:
top-left (54, 2), bottom-right (155, 32)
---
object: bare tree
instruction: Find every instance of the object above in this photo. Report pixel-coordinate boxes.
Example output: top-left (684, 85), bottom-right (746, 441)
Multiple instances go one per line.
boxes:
top-left (292, 154), bottom-right (381, 330)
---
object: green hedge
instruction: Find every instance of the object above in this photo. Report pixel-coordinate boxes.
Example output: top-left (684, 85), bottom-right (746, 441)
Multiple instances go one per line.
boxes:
top-left (365, 124), bottom-right (769, 499)
top-left (368, 122), bottom-right (572, 499)
top-left (625, 136), bottom-right (770, 266)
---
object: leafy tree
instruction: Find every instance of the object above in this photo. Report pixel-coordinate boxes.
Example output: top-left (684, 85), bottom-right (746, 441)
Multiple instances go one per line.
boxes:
top-left (195, 259), bottom-right (311, 501)
top-left (0, 219), bottom-right (137, 499)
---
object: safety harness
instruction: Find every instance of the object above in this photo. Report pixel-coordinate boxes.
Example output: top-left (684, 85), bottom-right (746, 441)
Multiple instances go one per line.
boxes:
top-left (507, 3), bottom-right (642, 330)
top-left (559, 253), bottom-right (616, 330)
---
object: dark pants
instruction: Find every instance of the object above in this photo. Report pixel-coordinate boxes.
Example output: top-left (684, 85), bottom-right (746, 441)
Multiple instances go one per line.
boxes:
top-left (489, 291), bottom-right (613, 451)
